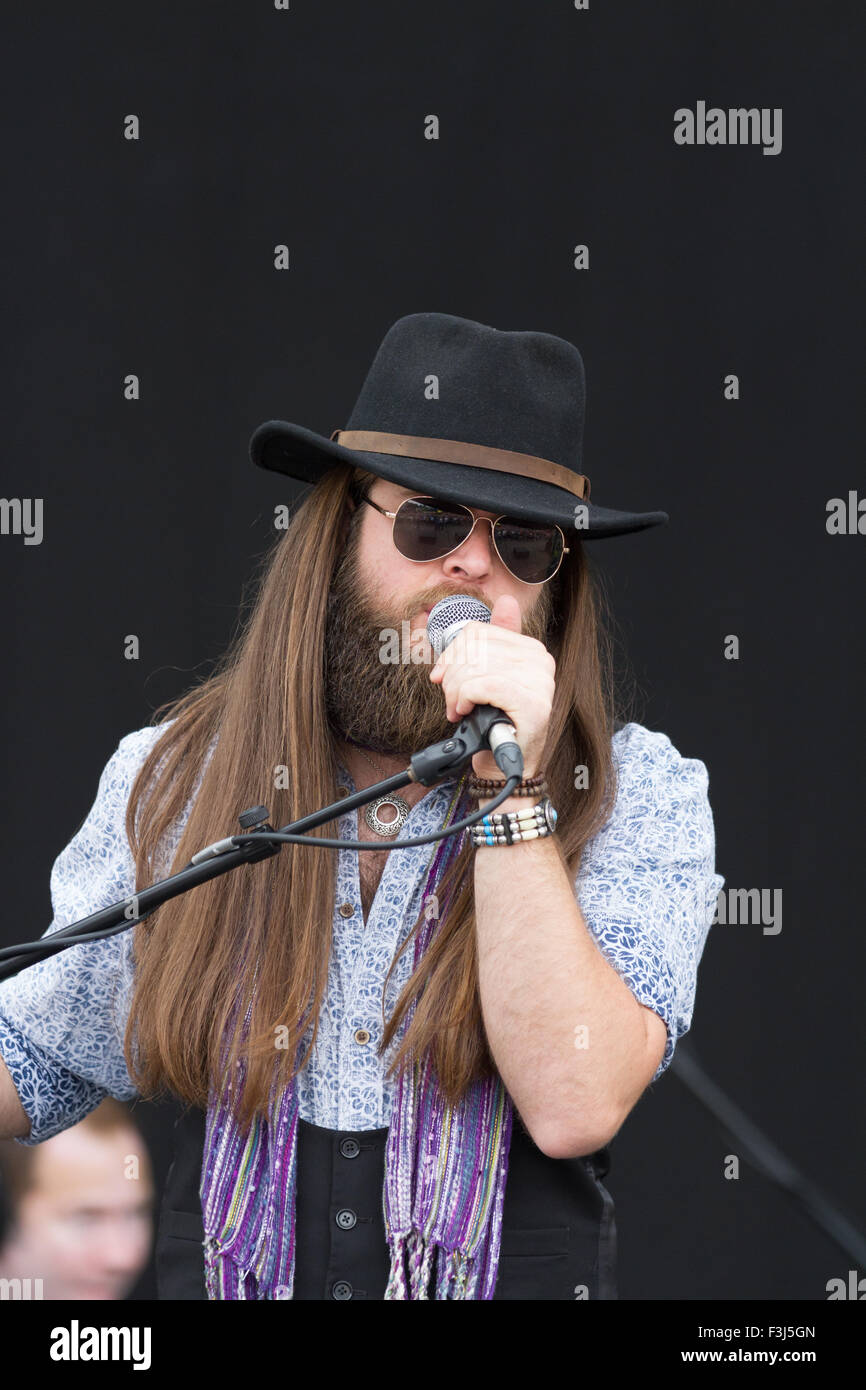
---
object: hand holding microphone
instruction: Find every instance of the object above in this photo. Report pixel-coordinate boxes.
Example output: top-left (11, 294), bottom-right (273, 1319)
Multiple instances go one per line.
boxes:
top-left (426, 593), bottom-right (555, 781)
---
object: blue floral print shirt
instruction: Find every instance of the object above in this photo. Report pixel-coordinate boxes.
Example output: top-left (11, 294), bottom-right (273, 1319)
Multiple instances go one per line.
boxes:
top-left (0, 721), bottom-right (724, 1144)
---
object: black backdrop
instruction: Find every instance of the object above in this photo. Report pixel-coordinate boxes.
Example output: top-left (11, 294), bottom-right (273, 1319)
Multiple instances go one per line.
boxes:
top-left (1, 1), bottom-right (863, 1301)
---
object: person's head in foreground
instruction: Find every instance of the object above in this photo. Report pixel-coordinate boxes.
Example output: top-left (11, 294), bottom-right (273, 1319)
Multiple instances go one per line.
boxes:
top-left (0, 1097), bottom-right (154, 1299)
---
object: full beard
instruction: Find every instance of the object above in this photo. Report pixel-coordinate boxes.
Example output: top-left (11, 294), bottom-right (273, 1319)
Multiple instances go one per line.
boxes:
top-left (323, 524), bottom-right (557, 757)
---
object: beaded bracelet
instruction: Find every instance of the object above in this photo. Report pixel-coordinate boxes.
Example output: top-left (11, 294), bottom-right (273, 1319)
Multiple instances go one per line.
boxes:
top-left (468, 771), bottom-right (549, 800)
top-left (469, 797), bottom-right (558, 847)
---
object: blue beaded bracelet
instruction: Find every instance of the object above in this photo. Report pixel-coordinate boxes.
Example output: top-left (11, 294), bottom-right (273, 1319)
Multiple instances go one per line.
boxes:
top-left (469, 797), bottom-right (558, 847)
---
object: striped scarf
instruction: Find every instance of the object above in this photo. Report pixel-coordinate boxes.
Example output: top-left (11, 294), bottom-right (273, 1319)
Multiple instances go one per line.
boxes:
top-left (200, 777), bottom-right (514, 1299)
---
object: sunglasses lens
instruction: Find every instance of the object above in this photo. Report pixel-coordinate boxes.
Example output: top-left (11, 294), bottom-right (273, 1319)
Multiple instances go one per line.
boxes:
top-left (392, 497), bottom-right (473, 561)
top-left (391, 497), bottom-right (564, 583)
top-left (494, 518), bottom-right (564, 583)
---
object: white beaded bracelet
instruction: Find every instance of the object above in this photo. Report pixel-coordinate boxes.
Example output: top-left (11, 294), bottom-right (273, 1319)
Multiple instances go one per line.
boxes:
top-left (469, 797), bottom-right (558, 847)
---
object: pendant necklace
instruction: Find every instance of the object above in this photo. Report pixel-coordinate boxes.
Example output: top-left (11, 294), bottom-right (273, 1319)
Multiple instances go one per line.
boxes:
top-left (345, 738), bottom-right (412, 838)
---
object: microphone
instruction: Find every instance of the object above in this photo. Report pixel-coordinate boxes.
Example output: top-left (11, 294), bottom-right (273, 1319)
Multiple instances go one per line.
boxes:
top-left (426, 594), bottom-right (524, 780)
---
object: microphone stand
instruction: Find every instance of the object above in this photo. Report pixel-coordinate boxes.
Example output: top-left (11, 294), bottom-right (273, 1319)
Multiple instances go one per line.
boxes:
top-left (0, 715), bottom-right (520, 984)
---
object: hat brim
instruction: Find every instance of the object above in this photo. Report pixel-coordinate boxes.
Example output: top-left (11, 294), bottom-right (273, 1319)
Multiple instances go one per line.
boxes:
top-left (249, 419), bottom-right (668, 539)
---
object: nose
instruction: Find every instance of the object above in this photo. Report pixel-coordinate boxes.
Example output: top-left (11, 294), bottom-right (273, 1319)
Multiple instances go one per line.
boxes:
top-left (441, 516), bottom-right (496, 580)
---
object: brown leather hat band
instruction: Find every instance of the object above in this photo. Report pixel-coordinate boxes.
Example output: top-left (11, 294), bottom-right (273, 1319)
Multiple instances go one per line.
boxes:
top-left (330, 429), bottom-right (591, 502)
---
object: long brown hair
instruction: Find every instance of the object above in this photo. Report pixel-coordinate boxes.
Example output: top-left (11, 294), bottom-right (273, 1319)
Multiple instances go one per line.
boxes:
top-left (124, 463), bottom-right (634, 1128)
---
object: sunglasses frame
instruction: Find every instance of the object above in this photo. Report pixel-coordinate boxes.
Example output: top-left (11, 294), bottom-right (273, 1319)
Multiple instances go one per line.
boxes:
top-left (360, 492), bottom-right (569, 585)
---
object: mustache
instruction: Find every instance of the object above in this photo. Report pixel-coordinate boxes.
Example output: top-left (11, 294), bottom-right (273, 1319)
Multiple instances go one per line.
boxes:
top-left (364, 584), bottom-right (491, 633)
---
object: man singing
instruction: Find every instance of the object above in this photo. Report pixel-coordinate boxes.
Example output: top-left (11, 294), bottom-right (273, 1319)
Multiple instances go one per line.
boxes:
top-left (0, 312), bottom-right (724, 1299)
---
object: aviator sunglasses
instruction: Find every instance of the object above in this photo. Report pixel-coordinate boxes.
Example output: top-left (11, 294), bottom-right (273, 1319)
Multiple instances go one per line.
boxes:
top-left (361, 493), bottom-right (569, 585)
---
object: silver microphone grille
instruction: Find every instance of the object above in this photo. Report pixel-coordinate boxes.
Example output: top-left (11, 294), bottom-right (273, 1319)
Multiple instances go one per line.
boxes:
top-left (426, 594), bottom-right (491, 657)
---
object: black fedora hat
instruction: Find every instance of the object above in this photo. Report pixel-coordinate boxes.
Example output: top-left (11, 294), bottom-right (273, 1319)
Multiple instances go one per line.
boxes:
top-left (249, 312), bottom-right (669, 539)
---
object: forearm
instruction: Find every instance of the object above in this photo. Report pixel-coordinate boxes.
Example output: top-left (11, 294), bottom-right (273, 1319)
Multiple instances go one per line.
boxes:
top-left (472, 811), bottom-right (651, 1158)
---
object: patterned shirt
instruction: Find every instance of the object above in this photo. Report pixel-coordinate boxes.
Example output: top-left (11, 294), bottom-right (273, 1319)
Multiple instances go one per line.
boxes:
top-left (0, 721), bottom-right (724, 1144)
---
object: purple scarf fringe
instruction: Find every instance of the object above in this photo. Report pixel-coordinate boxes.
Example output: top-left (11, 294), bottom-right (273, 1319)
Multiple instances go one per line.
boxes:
top-left (200, 779), bottom-right (513, 1299)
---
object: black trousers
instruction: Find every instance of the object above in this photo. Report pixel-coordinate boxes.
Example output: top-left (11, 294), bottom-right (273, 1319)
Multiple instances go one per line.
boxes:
top-left (157, 1104), bottom-right (617, 1300)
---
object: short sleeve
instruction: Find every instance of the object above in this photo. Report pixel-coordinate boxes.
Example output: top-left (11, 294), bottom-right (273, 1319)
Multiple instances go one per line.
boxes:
top-left (575, 722), bottom-right (724, 1082)
top-left (0, 724), bottom-right (170, 1144)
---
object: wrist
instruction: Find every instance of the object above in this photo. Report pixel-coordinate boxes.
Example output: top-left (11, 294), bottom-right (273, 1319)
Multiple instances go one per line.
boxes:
top-left (477, 793), bottom-right (529, 815)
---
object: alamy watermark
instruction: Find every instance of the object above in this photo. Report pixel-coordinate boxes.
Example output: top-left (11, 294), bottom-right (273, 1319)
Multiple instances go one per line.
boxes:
top-left (0, 1277), bottom-right (43, 1299)
top-left (826, 1269), bottom-right (866, 1300)
top-left (674, 102), bottom-right (782, 156)
top-left (713, 888), bottom-right (782, 935)
top-left (49, 1321), bottom-right (151, 1369)
top-left (826, 491), bottom-right (866, 534)
top-left (378, 620), bottom-right (490, 666)
top-left (0, 498), bottom-right (43, 545)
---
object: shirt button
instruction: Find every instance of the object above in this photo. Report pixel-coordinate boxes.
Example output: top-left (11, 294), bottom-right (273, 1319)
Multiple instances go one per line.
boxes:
top-left (335, 1208), bottom-right (357, 1230)
top-left (340, 1137), bottom-right (360, 1159)
top-left (354, 1028), bottom-right (371, 1045)
top-left (337, 784), bottom-right (349, 798)
top-left (332, 1280), bottom-right (353, 1300)
top-left (339, 902), bottom-right (355, 917)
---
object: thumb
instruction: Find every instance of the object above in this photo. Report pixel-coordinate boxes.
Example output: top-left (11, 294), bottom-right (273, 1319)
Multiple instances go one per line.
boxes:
top-left (488, 593), bottom-right (522, 632)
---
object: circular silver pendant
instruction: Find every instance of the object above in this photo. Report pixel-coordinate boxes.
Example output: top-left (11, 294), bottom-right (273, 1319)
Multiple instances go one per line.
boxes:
top-left (365, 794), bottom-right (411, 837)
